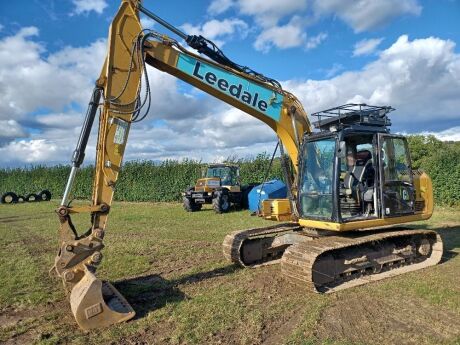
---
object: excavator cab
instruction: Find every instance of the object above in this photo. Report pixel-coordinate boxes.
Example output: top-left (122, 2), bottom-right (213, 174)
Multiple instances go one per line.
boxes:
top-left (298, 104), bottom-right (424, 225)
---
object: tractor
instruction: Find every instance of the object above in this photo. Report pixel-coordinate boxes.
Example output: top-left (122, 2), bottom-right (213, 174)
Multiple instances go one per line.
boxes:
top-left (183, 164), bottom-right (253, 213)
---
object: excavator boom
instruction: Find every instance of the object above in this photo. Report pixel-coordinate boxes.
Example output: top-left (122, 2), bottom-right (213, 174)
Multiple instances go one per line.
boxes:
top-left (52, 0), bottom-right (309, 330)
top-left (52, 0), bottom-right (442, 330)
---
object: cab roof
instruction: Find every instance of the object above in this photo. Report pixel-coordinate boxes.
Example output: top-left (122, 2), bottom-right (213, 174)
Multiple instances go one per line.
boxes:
top-left (207, 163), bottom-right (239, 169)
top-left (312, 103), bottom-right (393, 133)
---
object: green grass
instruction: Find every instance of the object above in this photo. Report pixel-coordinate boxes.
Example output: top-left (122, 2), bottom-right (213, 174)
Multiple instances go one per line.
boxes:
top-left (0, 201), bottom-right (459, 344)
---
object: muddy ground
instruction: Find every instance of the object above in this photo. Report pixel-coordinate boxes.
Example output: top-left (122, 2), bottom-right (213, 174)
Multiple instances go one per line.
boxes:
top-left (0, 202), bottom-right (459, 344)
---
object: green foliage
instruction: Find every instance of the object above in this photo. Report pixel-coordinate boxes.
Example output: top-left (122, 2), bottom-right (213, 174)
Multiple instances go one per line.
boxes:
top-left (408, 135), bottom-right (460, 206)
top-left (2, 135), bottom-right (459, 205)
top-left (225, 152), bottom-right (284, 185)
top-left (0, 155), bottom-right (284, 202)
top-left (407, 135), bottom-right (444, 169)
top-left (421, 146), bottom-right (460, 206)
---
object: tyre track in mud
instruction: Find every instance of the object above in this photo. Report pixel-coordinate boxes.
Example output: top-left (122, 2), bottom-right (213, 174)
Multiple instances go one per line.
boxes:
top-left (314, 293), bottom-right (460, 344)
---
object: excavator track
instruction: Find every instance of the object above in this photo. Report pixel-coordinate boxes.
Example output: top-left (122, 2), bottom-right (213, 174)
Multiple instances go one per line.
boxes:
top-left (223, 223), bottom-right (303, 267)
top-left (281, 229), bottom-right (443, 293)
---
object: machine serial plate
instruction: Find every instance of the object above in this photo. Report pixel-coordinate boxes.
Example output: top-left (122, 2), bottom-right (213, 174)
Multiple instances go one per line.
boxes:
top-left (114, 120), bottom-right (128, 145)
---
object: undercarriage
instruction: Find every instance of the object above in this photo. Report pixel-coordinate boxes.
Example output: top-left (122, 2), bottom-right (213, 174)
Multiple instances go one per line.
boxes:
top-left (223, 224), bottom-right (443, 292)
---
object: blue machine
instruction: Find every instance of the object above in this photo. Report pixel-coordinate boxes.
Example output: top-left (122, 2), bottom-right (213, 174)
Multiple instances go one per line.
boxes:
top-left (248, 179), bottom-right (287, 212)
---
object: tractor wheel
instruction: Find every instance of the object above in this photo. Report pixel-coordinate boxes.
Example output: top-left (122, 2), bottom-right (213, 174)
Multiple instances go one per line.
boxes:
top-left (183, 197), bottom-right (202, 212)
top-left (17, 195), bottom-right (25, 203)
top-left (38, 189), bottom-right (52, 201)
top-left (25, 193), bottom-right (40, 202)
top-left (212, 190), bottom-right (230, 214)
top-left (1, 192), bottom-right (18, 204)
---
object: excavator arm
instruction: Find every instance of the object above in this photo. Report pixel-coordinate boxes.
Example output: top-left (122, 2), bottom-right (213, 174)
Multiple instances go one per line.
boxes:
top-left (53, 0), bottom-right (441, 331)
top-left (52, 0), bottom-right (310, 330)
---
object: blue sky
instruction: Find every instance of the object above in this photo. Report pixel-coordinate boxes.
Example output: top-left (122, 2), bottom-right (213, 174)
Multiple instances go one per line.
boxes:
top-left (0, 0), bottom-right (459, 167)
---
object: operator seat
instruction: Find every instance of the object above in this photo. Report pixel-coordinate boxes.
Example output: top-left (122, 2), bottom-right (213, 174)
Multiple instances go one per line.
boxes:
top-left (343, 150), bottom-right (375, 213)
top-left (344, 150), bottom-right (372, 190)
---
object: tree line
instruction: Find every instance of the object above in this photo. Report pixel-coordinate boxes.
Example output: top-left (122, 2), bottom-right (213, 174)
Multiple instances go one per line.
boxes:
top-left (1, 135), bottom-right (458, 205)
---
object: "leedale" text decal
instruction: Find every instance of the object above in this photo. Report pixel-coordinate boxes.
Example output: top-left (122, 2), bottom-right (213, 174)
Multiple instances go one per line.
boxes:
top-left (177, 54), bottom-right (283, 122)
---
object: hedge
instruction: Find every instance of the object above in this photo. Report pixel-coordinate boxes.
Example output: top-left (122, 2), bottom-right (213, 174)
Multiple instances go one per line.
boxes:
top-left (0, 153), bottom-right (285, 202)
top-left (2, 136), bottom-right (459, 206)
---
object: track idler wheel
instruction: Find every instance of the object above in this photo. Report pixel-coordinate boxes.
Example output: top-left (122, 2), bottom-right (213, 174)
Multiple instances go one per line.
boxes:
top-left (69, 267), bottom-right (135, 330)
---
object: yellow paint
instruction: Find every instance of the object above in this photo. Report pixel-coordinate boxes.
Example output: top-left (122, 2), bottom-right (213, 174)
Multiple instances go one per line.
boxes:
top-left (299, 212), bottom-right (432, 231)
top-left (261, 199), bottom-right (292, 219)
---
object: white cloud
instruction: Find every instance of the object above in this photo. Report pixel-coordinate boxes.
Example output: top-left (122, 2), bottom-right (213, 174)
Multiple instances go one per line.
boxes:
top-left (47, 39), bottom-right (106, 77)
top-left (306, 32), bottom-right (328, 49)
top-left (230, 1), bottom-right (329, 53)
top-left (0, 120), bottom-right (27, 145)
top-left (230, 0), bottom-right (419, 53)
top-left (324, 63), bottom-right (344, 78)
top-left (71, 0), bottom-right (108, 15)
top-left (254, 16), bottom-right (326, 52)
top-left (204, 0), bottom-right (423, 56)
top-left (141, 17), bottom-right (156, 30)
top-left (121, 106), bottom-right (278, 163)
top-left (0, 139), bottom-right (63, 165)
top-left (1, 29), bottom-right (459, 167)
top-left (35, 112), bottom-right (85, 129)
top-left (425, 127), bottom-right (460, 142)
top-left (353, 38), bottom-right (384, 56)
top-left (238, 0), bottom-right (307, 27)
top-left (144, 66), bottom-right (218, 120)
top-left (181, 18), bottom-right (248, 47)
top-left (313, 0), bottom-right (422, 32)
top-left (0, 27), bottom-right (106, 125)
top-left (284, 35), bottom-right (460, 130)
top-left (208, 0), bottom-right (235, 15)
top-left (254, 16), bottom-right (307, 52)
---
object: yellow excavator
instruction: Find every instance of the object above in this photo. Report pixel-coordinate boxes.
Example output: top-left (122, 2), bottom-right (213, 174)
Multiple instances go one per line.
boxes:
top-left (52, 0), bottom-right (443, 330)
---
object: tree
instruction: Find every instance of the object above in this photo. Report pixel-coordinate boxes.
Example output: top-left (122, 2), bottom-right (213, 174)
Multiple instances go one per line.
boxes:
top-left (407, 135), bottom-right (444, 169)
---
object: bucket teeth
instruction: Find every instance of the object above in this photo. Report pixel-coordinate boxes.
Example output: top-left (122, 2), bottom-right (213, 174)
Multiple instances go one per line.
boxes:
top-left (70, 267), bottom-right (135, 330)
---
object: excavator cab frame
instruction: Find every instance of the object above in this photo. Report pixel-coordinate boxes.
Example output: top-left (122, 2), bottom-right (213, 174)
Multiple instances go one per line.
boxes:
top-left (298, 123), bottom-right (418, 224)
top-left (296, 104), bottom-right (433, 231)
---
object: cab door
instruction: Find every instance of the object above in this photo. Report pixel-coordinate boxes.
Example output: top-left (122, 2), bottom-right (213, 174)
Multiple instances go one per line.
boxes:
top-left (377, 134), bottom-right (415, 217)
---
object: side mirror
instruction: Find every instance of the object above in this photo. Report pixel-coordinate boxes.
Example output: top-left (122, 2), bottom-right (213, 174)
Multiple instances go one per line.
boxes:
top-left (337, 141), bottom-right (346, 158)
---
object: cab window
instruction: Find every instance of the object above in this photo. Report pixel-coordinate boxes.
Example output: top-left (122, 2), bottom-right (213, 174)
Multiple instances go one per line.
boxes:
top-left (299, 138), bottom-right (336, 219)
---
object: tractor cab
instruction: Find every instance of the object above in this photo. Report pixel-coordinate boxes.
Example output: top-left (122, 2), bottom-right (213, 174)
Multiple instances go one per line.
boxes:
top-left (203, 164), bottom-right (240, 187)
top-left (297, 104), bottom-right (430, 228)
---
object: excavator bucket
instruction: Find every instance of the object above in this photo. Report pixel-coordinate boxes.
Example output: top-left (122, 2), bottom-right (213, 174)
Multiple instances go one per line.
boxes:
top-left (69, 268), bottom-right (135, 330)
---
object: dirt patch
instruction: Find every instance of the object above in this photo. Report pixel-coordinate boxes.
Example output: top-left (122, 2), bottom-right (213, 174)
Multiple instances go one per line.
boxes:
top-left (0, 300), bottom-right (79, 345)
top-left (20, 232), bottom-right (51, 257)
top-left (0, 213), bottom-right (52, 224)
top-left (212, 266), bottom-right (307, 345)
top-left (260, 305), bottom-right (304, 345)
top-left (314, 293), bottom-right (460, 345)
top-left (119, 265), bottom-right (308, 345)
top-left (0, 307), bottom-right (41, 329)
top-left (144, 240), bottom-right (223, 278)
top-left (0, 305), bottom-right (48, 345)
top-left (254, 270), bottom-right (307, 345)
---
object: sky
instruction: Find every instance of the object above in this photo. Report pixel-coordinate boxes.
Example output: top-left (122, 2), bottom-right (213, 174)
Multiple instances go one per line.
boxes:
top-left (0, 0), bottom-right (459, 167)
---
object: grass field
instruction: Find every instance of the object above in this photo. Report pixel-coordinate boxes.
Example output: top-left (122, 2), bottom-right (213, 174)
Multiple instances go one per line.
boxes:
top-left (0, 201), bottom-right (459, 345)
